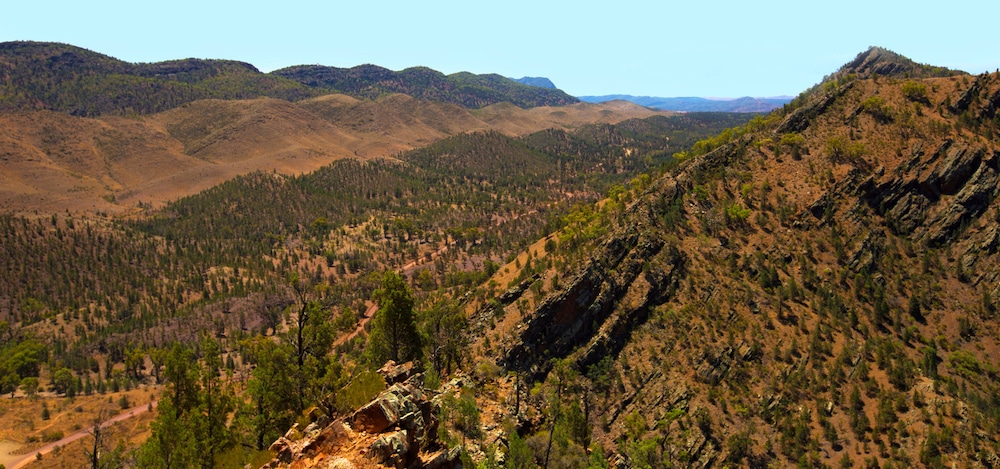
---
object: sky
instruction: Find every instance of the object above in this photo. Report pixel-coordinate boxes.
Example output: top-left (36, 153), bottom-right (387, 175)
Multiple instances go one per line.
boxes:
top-left (3, 0), bottom-right (999, 98)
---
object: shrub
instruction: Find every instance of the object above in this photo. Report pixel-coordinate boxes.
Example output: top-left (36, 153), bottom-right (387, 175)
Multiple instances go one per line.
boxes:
top-left (336, 370), bottom-right (386, 413)
top-left (861, 96), bottom-right (893, 123)
top-left (725, 204), bottom-right (751, 227)
top-left (779, 133), bottom-right (806, 159)
top-left (825, 137), bottom-right (866, 165)
top-left (902, 81), bottom-right (929, 103)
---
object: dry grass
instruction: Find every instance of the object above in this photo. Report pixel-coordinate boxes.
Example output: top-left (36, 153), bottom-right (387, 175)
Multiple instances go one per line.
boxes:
top-left (0, 96), bottom-right (674, 214)
top-left (0, 386), bottom-right (160, 469)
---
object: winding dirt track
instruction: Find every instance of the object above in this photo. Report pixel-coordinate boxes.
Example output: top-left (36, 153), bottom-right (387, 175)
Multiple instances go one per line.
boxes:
top-left (332, 243), bottom-right (453, 348)
top-left (5, 401), bottom-right (158, 469)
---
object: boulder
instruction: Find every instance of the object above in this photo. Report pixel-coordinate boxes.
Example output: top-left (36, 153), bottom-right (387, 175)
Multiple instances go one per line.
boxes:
top-left (267, 437), bottom-right (293, 464)
top-left (422, 447), bottom-right (463, 469)
top-left (379, 360), bottom-right (417, 385)
top-left (368, 430), bottom-right (414, 468)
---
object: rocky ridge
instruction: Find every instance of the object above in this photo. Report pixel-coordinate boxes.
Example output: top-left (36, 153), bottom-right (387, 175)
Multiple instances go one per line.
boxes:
top-left (479, 68), bottom-right (1000, 467)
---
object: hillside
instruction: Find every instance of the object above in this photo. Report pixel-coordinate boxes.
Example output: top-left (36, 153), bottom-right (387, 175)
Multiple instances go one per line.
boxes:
top-left (0, 109), bottom-right (758, 466)
top-left (5, 45), bottom-right (997, 469)
top-left (0, 93), bottom-right (677, 213)
top-left (272, 64), bottom-right (578, 108)
top-left (469, 66), bottom-right (1000, 468)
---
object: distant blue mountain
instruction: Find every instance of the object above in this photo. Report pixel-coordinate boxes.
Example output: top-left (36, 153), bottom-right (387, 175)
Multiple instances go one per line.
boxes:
top-left (513, 77), bottom-right (557, 89)
top-left (578, 95), bottom-right (792, 113)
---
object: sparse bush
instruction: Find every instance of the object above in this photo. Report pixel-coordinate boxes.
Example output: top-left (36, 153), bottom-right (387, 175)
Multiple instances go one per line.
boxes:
top-left (902, 81), bottom-right (929, 103)
top-left (861, 96), bottom-right (893, 123)
top-left (825, 136), bottom-right (866, 166)
top-left (779, 133), bottom-right (806, 160)
top-left (336, 370), bottom-right (386, 413)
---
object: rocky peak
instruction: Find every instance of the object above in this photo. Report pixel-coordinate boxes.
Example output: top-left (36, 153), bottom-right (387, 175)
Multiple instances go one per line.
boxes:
top-left (832, 46), bottom-right (961, 80)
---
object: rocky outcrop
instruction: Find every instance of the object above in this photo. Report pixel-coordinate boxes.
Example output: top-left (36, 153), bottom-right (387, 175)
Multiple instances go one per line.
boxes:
top-left (378, 360), bottom-right (417, 385)
top-left (775, 83), bottom-right (854, 134)
top-left (262, 365), bottom-right (459, 469)
top-left (501, 193), bottom-right (686, 379)
top-left (350, 381), bottom-right (439, 460)
top-left (861, 135), bottom-right (1000, 246)
top-left (836, 46), bottom-right (959, 80)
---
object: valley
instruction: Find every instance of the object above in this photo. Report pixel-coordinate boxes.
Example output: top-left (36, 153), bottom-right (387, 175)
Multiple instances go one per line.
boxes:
top-left (1, 42), bottom-right (999, 469)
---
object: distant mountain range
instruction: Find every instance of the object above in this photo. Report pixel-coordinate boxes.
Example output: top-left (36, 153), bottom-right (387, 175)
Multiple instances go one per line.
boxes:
top-left (0, 41), bottom-right (577, 116)
top-left (578, 95), bottom-right (793, 113)
top-left (512, 77), bottom-right (557, 89)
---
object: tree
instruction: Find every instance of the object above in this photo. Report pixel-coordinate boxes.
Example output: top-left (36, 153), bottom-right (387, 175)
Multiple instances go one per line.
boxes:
top-left (1, 371), bottom-right (19, 397)
top-left (282, 274), bottom-right (336, 413)
top-left (52, 367), bottom-right (74, 395)
top-left (192, 337), bottom-right (235, 469)
top-left (85, 408), bottom-right (125, 469)
top-left (367, 271), bottom-right (422, 365)
top-left (141, 339), bottom-right (236, 469)
top-left (422, 299), bottom-right (468, 375)
top-left (20, 377), bottom-right (39, 399)
top-left (162, 343), bottom-right (199, 415)
top-left (506, 430), bottom-right (536, 469)
top-left (135, 397), bottom-right (197, 469)
top-left (240, 336), bottom-right (296, 450)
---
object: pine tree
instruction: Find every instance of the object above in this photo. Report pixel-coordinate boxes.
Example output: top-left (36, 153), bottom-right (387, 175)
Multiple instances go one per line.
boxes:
top-left (367, 271), bottom-right (422, 365)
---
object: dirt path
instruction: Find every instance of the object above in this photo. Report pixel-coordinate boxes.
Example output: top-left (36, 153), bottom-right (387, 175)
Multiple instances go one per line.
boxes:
top-left (334, 303), bottom-right (377, 348)
top-left (333, 242), bottom-right (453, 348)
top-left (3, 401), bottom-right (158, 469)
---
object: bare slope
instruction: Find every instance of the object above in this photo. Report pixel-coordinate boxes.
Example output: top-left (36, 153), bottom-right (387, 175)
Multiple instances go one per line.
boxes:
top-left (0, 97), bottom-right (675, 212)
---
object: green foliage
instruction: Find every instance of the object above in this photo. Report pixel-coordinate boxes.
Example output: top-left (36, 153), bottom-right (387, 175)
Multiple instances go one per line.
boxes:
top-left (272, 63), bottom-right (578, 109)
top-left (456, 387), bottom-right (481, 438)
top-left (901, 81), bottom-right (929, 103)
top-left (860, 96), bottom-right (893, 123)
top-left (367, 271), bottom-right (422, 365)
top-left (671, 113), bottom-right (778, 161)
top-left (20, 376), bottom-right (39, 398)
top-left (725, 203), bottom-right (752, 227)
top-left (421, 300), bottom-right (468, 376)
top-left (140, 339), bottom-right (238, 467)
top-left (506, 430), bottom-right (536, 468)
top-left (825, 136), bottom-right (866, 165)
top-left (336, 370), bottom-right (386, 414)
top-left (949, 350), bottom-right (990, 379)
top-left (240, 336), bottom-right (297, 449)
top-left (0, 42), bottom-right (321, 116)
top-left (779, 132), bottom-right (806, 159)
top-left (136, 397), bottom-right (199, 469)
top-left (725, 431), bottom-right (753, 464)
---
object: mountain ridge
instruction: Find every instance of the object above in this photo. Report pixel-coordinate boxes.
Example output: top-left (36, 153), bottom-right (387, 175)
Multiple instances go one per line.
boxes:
top-left (272, 65), bottom-right (577, 109)
top-left (0, 41), bottom-right (577, 116)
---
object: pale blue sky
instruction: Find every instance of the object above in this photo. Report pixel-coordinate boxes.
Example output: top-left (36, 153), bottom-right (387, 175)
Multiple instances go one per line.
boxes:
top-left (3, 0), bottom-right (998, 98)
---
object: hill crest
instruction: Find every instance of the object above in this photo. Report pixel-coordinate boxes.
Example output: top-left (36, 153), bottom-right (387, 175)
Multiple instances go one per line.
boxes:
top-left (0, 41), bottom-right (578, 116)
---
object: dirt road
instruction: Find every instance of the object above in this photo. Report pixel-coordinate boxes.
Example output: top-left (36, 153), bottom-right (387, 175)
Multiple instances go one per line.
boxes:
top-left (3, 400), bottom-right (157, 469)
